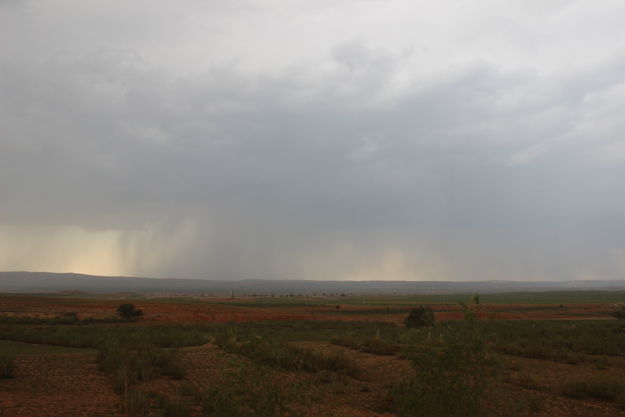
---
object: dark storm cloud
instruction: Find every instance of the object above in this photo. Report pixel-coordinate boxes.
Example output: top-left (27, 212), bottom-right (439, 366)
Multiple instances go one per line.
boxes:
top-left (2, 1), bottom-right (625, 280)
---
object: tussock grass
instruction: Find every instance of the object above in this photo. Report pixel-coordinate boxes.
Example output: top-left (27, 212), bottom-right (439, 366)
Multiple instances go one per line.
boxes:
top-left (125, 388), bottom-right (151, 417)
top-left (396, 324), bottom-right (499, 417)
top-left (200, 362), bottom-right (303, 417)
top-left (98, 342), bottom-right (186, 388)
top-left (331, 335), bottom-right (400, 356)
top-left (0, 353), bottom-right (15, 378)
top-left (155, 394), bottom-right (192, 417)
top-left (0, 323), bottom-right (208, 349)
top-left (561, 376), bottom-right (623, 401)
top-left (517, 373), bottom-right (540, 390)
top-left (214, 333), bottom-right (360, 377)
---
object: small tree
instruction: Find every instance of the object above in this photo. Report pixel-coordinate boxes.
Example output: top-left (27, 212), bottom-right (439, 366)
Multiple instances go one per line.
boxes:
top-left (60, 311), bottom-right (79, 323)
top-left (404, 306), bottom-right (435, 328)
top-left (117, 304), bottom-right (143, 320)
top-left (613, 306), bottom-right (625, 319)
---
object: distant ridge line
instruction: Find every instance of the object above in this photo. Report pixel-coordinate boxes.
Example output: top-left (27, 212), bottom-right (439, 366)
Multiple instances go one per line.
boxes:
top-left (1, 271), bottom-right (625, 295)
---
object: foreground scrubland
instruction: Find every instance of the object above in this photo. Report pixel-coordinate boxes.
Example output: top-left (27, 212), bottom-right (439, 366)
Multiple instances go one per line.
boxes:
top-left (1, 292), bottom-right (625, 416)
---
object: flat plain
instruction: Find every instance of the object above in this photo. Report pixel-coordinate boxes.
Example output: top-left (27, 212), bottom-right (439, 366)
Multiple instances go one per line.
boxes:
top-left (1, 291), bottom-right (625, 417)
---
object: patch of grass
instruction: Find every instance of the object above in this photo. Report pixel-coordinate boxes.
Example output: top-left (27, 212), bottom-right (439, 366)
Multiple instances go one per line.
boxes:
top-left (496, 344), bottom-right (584, 364)
top-left (483, 320), bottom-right (625, 358)
top-left (216, 335), bottom-right (359, 377)
top-left (208, 320), bottom-right (401, 344)
top-left (332, 335), bottom-right (399, 356)
top-left (506, 393), bottom-right (543, 416)
top-left (0, 323), bottom-right (208, 349)
top-left (561, 376), bottom-right (623, 401)
top-left (160, 349), bottom-right (186, 380)
top-left (98, 342), bottom-right (186, 388)
top-left (0, 339), bottom-right (95, 356)
top-left (0, 353), bottom-right (15, 378)
top-left (517, 373), bottom-right (540, 390)
top-left (397, 324), bottom-right (499, 417)
top-left (179, 381), bottom-right (201, 399)
top-left (125, 388), bottom-right (151, 417)
top-left (200, 362), bottom-right (303, 417)
top-left (155, 395), bottom-right (191, 417)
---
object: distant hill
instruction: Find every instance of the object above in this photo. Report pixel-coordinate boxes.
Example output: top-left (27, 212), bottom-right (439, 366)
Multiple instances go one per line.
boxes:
top-left (1, 271), bottom-right (625, 295)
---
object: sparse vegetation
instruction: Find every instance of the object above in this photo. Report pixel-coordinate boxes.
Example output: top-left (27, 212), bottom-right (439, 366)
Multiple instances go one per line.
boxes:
top-left (98, 341), bottom-right (186, 387)
top-left (517, 372), bottom-right (540, 390)
top-left (331, 335), bottom-right (400, 355)
top-left (155, 394), bottom-right (192, 417)
top-left (397, 323), bottom-right (497, 417)
top-left (125, 388), bottom-right (151, 417)
top-left (213, 332), bottom-right (359, 377)
top-left (200, 362), bottom-right (302, 417)
top-left (2, 293), bottom-right (625, 416)
top-left (0, 323), bottom-right (208, 349)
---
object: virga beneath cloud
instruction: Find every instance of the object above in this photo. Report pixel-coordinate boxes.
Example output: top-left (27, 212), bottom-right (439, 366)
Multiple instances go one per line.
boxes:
top-left (1, 0), bottom-right (624, 280)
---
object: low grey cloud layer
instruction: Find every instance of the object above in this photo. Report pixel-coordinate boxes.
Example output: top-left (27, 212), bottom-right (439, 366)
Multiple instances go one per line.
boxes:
top-left (1, 1), bottom-right (625, 280)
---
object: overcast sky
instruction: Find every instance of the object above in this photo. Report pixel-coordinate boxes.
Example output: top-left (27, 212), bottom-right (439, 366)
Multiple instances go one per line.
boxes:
top-left (1, 0), bottom-right (625, 281)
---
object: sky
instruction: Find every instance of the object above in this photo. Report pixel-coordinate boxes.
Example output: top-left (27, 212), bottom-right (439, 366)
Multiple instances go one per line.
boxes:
top-left (1, 0), bottom-right (625, 281)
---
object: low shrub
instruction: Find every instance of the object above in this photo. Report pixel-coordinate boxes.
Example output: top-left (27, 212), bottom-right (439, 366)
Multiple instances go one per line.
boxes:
top-left (517, 373), bottom-right (540, 390)
top-left (332, 336), bottom-right (399, 356)
top-left (160, 350), bottom-right (186, 380)
top-left (201, 363), bottom-right (300, 417)
top-left (403, 306), bottom-right (435, 328)
top-left (361, 337), bottom-right (400, 356)
top-left (117, 304), bottom-right (144, 321)
top-left (216, 336), bottom-right (359, 377)
top-left (0, 353), bottom-right (15, 378)
top-left (397, 325), bottom-right (498, 417)
top-left (179, 381), bottom-right (201, 399)
top-left (561, 376), bottom-right (623, 401)
top-left (156, 395), bottom-right (191, 417)
top-left (98, 342), bottom-right (186, 395)
top-left (111, 366), bottom-right (139, 395)
top-left (613, 306), bottom-right (625, 319)
top-left (125, 388), bottom-right (151, 417)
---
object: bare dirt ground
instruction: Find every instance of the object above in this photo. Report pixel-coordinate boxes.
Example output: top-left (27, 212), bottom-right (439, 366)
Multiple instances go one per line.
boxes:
top-left (3, 343), bottom-right (624, 417)
top-left (0, 353), bottom-right (119, 417)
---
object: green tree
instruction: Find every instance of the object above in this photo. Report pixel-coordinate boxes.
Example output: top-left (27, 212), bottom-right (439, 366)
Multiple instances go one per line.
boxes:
top-left (404, 306), bottom-right (435, 328)
top-left (613, 306), bottom-right (625, 319)
top-left (116, 304), bottom-right (143, 320)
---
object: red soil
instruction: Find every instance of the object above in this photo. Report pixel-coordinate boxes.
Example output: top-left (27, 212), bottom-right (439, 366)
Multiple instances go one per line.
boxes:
top-left (0, 353), bottom-right (119, 417)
